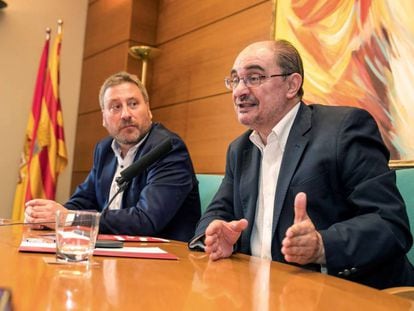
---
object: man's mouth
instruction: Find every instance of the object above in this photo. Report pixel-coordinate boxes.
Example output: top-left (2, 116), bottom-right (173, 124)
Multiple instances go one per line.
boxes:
top-left (120, 124), bottom-right (136, 131)
top-left (236, 102), bottom-right (258, 111)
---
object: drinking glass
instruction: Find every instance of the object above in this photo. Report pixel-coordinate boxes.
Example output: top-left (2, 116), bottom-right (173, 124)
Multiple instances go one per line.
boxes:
top-left (55, 210), bottom-right (100, 262)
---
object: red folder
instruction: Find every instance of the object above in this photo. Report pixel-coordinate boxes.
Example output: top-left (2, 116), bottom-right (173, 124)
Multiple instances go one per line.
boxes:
top-left (97, 234), bottom-right (170, 243)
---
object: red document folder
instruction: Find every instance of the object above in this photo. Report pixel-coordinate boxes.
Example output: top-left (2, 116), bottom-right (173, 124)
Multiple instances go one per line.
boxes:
top-left (97, 234), bottom-right (170, 243)
top-left (19, 240), bottom-right (178, 260)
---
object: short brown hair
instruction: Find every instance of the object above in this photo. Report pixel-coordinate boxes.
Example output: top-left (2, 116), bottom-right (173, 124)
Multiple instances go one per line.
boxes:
top-left (99, 71), bottom-right (149, 109)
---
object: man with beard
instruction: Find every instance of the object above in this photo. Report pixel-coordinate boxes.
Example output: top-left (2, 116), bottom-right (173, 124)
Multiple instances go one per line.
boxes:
top-left (25, 72), bottom-right (200, 242)
top-left (189, 40), bottom-right (414, 288)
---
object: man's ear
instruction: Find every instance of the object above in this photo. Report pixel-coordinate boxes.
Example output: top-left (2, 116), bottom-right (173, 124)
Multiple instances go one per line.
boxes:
top-left (102, 111), bottom-right (106, 128)
top-left (286, 73), bottom-right (302, 99)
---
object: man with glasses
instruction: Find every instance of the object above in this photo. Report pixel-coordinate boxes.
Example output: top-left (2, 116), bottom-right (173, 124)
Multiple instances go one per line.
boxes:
top-left (25, 71), bottom-right (201, 242)
top-left (189, 40), bottom-right (414, 289)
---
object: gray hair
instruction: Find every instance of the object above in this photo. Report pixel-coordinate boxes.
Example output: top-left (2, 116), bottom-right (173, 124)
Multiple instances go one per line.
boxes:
top-left (273, 40), bottom-right (305, 99)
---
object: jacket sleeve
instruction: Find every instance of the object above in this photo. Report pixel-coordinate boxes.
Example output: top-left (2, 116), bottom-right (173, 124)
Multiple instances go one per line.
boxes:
top-left (319, 109), bottom-right (412, 277)
top-left (98, 137), bottom-right (196, 236)
top-left (64, 141), bottom-right (108, 211)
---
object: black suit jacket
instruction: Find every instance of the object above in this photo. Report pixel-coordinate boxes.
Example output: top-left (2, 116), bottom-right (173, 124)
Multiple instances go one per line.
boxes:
top-left (192, 103), bottom-right (414, 288)
top-left (65, 123), bottom-right (201, 242)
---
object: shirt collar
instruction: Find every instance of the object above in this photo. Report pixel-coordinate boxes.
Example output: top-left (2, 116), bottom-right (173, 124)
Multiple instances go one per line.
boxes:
top-left (111, 131), bottom-right (150, 161)
top-left (249, 102), bottom-right (300, 151)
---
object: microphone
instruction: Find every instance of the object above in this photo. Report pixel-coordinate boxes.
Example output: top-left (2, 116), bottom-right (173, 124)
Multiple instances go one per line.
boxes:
top-left (116, 138), bottom-right (173, 186)
top-left (104, 138), bottom-right (173, 210)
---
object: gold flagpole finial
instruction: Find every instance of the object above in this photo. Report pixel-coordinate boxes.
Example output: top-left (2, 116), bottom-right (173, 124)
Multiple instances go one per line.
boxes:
top-left (45, 27), bottom-right (52, 40)
top-left (57, 19), bottom-right (63, 34)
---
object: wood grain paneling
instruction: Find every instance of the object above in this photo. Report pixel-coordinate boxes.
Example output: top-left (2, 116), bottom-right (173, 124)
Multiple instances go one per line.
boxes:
top-left (152, 93), bottom-right (246, 173)
top-left (79, 42), bottom-right (140, 114)
top-left (187, 94), bottom-right (246, 173)
top-left (130, 0), bottom-right (158, 45)
top-left (157, 0), bottom-right (267, 44)
top-left (84, 0), bottom-right (133, 58)
top-left (84, 0), bottom-right (158, 58)
top-left (72, 111), bottom-right (108, 172)
top-left (151, 1), bottom-right (273, 109)
top-left (151, 104), bottom-right (189, 139)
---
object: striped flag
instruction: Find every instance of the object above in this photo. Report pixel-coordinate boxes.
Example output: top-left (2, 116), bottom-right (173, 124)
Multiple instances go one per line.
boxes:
top-left (12, 23), bottom-right (68, 220)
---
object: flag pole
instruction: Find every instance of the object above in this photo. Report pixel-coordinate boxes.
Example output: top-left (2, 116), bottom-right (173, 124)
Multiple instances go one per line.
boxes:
top-left (57, 19), bottom-right (63, 34)
top-left (46, 27), bottom-right (51, 40)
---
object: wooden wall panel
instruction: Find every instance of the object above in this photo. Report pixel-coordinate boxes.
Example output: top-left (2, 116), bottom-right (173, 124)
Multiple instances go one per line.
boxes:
top-left (84, 0), bottom-right (158, 58)
top-left (150, 1), bottom-right (273, 109)
top-left (72, 111), bottom-right (108, 172)
top-left (187, 94), bottom-right (246, 173)
top-left (79, 42), bottom-right (139, 114)
top-left (152, 93), bottom-right (246, 173)
top-left (84, 0), bottom-right (133, 58)
top-left (151, 104), bottom-right (189, 138)
top-left (130, 0), bottom-right (158, 45)
top-left (157, 0), bottom-right (267, 43)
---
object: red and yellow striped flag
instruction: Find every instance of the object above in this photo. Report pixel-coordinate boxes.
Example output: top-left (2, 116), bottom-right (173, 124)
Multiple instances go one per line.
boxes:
top-left (12, 23), bottom-right (68, 220)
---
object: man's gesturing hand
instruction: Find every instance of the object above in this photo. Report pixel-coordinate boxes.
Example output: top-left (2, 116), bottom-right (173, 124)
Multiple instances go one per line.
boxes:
top-left (204, 219), bottom-right (248, 261)
top-left (281, 192), bottom-right (325, 265)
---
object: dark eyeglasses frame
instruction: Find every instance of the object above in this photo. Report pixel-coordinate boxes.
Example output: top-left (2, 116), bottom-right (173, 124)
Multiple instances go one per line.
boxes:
top-left (224, 73), bottom-right (293, 90)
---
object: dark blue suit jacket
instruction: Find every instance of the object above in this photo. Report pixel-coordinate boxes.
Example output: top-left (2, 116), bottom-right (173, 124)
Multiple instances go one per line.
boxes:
top-left (65, 123), bottom-right (201, 242)
top-left (192, 103), bottom-right (414, 288)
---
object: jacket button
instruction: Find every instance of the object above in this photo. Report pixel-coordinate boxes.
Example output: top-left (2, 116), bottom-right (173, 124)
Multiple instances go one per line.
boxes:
top-left (350, 267), bottom-right (357, 274)
top-left (343, 269), bottom-right (351, 276)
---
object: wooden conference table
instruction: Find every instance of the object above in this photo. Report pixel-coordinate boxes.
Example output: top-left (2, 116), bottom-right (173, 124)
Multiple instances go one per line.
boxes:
top-left (0, 225), bottom-right (413, 310)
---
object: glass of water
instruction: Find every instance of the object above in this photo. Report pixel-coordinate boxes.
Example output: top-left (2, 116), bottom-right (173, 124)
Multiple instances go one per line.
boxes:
top-left (55, 210), bottom-right (100, 263)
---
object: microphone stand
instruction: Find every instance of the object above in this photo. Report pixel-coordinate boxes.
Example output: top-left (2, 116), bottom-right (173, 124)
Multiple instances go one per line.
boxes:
top-left (103, 179), bottom-right (130, 210)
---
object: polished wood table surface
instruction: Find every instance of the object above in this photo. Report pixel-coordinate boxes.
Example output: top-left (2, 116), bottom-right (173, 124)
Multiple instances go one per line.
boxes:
top-left (0, 225), bottom-right (413, 310)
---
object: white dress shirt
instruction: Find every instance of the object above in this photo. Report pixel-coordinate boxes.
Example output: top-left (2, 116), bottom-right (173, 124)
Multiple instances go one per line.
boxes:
top-left (108, 136), bottom-right (148, 210)
top-left (250, 103), bottom-right (300, 260)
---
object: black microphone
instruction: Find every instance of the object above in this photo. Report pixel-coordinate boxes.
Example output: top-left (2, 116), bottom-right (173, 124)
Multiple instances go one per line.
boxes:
top-left (116, 138), bottom-right (173, 186)
top-left (104, 138), bottom-right (173, 210)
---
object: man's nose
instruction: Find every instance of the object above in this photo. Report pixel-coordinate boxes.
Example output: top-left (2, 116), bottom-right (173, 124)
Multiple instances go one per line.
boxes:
top-left (233, 78), bottom-right (249, 98)
top-left (120, 104), bottom-right (132, 119)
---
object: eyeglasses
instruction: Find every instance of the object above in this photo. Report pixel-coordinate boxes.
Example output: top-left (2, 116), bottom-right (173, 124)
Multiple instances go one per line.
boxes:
top-left (224, 73), bottom-right (293, 90)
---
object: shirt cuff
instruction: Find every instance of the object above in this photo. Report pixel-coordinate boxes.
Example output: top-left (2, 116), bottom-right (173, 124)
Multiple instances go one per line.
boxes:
top-left (188, 233), bottom-right (206, 251)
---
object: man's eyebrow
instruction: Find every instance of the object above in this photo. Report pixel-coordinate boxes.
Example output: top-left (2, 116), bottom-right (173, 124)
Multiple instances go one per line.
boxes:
top-left (230, 65), bottom-right (266, 75)
top-left (245, 64), bottom-right (266, 71)
top-left (104, 98), bottom-right (118, 104)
